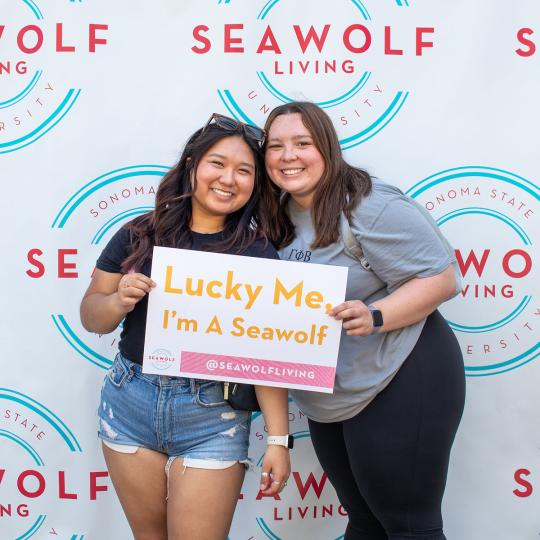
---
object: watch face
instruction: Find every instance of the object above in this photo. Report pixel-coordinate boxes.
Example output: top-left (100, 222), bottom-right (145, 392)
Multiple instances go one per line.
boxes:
top-left (287, 435), bottom-right (294, 449)
top-left (371, 308), bottom-right (384, 327)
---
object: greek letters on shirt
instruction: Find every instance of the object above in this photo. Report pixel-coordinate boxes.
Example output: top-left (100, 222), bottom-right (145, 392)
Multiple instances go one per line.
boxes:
top-left (285, 249), bottom-right (312, 262)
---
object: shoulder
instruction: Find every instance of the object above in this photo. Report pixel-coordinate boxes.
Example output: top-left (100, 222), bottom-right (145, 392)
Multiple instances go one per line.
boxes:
top-left (105, 225), bottom-right (134, 253)
top-left (350, 180), bottom-right (413, 232)
top-left (240, 236), bottom-right (280, 260)
top-left (95, 225), bottom-right (134, 272)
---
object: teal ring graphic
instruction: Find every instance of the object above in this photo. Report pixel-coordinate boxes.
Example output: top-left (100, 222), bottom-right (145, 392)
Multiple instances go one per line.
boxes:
top-left (0, 429), bottom-right (44, 466)
top-left (435, 207), bottom-right (531, 333)
top-left (447, 296), bottom-right (531, 334)
top-left (0, 429), bottom-right (46, 539)
top-left (436, 207), bottom-right (531, 245)
top-left (255, 519), bottom-right (345, 540)
top-left (339, 91), bottom-right (408, 149)
top-left (257, 71), bottom-right (371, 109)
top-left (0, 70), bottom-right (43, 109)
top-left (217, 0), bottom-right (410, 146)
top-left (405, 166), bottom-right (539, 202)
top-left (218, 0), bottom-right (408, 7)
top-left (15, 514), bottom-right (46, 540)
top-left (465, 342), bottom-right (540, 376)
top-left (92, 206), bottom-right (155, 244)
top-left (0, 429), bottom-right (46, 540)
top-left (0, 388), bottom-right (81, 451)
top-left (217, 89), bottom-right (408, 148)
top-left (0, 393), bottom-right (81, 537)
top-left (52, 314), bottom-right (113, 370)
top-left (22, 0), bottom-right (43, 19)
top-left (256, 0), bottom-right (371, 20)
top-left (406, 166), bottom-right (539, 376)
top-left (51, 165), bottom-right (168, 228)
top-left (0, 89), bottom-right (81, 154)
top-left (218, 89), bottom-right (258, 126)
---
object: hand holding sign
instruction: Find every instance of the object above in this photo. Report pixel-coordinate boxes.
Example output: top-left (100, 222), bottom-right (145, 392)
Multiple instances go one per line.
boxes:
top-left (143, 247), bottom-right (348, 392)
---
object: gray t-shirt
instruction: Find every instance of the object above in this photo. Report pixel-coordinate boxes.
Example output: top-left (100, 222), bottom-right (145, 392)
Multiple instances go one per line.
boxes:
top-left (280, 181), bottom-right (454, 422)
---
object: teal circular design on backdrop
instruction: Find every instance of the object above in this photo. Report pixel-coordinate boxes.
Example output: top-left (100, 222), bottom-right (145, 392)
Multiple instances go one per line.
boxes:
top-left (406, 166), bottom-right (539, 376)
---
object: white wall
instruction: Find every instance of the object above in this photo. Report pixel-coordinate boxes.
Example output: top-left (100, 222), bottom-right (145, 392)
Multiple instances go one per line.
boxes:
top-left (1, 1), bottom-right (538, 538)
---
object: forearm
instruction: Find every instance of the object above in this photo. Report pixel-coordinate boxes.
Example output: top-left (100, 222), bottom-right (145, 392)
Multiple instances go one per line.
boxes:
top-left (80, 292), bottom-right (129, 334)
top-left (255, 386), bottom-right (289, 435)
top-left (374, 266), bottom-right (456, 332)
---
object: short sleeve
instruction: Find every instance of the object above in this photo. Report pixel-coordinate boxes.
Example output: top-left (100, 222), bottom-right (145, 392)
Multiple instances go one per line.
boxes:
top-left (95, 227), bottom-right (131, 274)
top-left (351, 194), bottom-right (452, 292)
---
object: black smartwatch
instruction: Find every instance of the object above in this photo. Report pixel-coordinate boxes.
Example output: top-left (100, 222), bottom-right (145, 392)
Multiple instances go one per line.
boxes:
top-left (368, 305), bottom-right (384, 333)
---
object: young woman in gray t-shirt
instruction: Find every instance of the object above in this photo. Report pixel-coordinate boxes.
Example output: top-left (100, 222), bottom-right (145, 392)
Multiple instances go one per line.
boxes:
top-left (263, 101), bottom-right (465, 540)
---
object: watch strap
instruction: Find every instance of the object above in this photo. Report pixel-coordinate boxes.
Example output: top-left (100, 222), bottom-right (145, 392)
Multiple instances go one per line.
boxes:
top-left (267, 435), bottom-right (294, 449)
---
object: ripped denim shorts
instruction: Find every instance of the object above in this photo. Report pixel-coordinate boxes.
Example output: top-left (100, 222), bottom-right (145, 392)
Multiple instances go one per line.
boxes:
top-left (97, 353), bottom-right (251, 466)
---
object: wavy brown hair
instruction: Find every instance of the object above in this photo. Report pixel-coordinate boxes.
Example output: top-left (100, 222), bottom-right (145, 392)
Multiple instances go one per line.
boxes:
top-left (121, 125), bottom-right (270, 273)
top-left (262, 102), bottom-right (372, 249)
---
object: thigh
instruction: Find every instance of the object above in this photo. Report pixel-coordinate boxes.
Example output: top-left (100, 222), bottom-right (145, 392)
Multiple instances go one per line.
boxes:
top-left (343, 311), bottom-right (465, 537)
top-left (166, 458), bottom-right (245, 540)
top-left (308, 419), bottom-right (387, 540)
top-left (102, 443), bottom-right (168, 540)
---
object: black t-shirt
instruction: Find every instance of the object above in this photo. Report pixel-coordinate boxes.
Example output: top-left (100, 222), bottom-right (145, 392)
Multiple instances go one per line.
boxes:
top-left (95, 227), bottom-right (279, 364)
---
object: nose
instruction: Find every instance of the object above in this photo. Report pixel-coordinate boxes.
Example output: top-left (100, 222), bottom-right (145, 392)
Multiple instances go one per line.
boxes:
top-left (219, 167), bottom-right (235, 186)
top-left (281, 144), bottom-right (297, 162)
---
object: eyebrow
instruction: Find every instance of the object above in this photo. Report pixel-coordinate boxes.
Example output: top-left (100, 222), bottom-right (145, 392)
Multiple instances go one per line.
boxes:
top-left (207, 153), bottom-right (254, 169)
top-left (266, 134), bottom-right (313, 143)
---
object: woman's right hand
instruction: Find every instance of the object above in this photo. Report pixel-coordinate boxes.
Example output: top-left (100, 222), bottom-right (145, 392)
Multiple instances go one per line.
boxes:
top-left (116, 272), bottom-right (156, 312)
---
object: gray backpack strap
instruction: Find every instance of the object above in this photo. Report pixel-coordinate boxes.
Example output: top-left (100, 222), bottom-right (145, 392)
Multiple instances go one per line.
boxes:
top-left (339, 193), bottom-right (461, 294)
top-left (339, 213), bottom-right (371, 271)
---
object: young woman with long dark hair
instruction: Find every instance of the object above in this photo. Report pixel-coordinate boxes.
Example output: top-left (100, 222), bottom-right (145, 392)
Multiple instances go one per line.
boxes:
top-left (80, 115), bottom-right (290, 540)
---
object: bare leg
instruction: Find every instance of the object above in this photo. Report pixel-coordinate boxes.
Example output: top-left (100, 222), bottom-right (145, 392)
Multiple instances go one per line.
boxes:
top-left (102, 443), bottom-right (168, 540)
top-left (167, 458), bottom-right (245, 540)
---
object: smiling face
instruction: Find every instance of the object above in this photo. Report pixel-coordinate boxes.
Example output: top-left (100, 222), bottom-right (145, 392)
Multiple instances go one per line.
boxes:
top-left (264, 113), bottom-right (326, 209)
top-left (191, 135), bottom-right (256, 232)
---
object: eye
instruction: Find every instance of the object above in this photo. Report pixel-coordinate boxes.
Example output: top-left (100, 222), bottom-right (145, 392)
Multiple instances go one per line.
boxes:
top-left (266, 143), bottom-right (283, 150)
top-left (210, 160), bottom-right (224, 167)
top-left (297, 140), bottom-right (311, 147)
top-left (238, 168), bottom-right (253, 175)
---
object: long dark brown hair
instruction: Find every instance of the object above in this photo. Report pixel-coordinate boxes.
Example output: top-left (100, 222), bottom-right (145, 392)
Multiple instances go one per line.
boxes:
top-left (121, 124), bottom-right (270, 272)
top-left (262, 102), bottom-right (372, 249)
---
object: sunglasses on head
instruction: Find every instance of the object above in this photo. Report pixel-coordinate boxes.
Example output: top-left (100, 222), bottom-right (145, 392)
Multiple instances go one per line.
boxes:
top-left (202, 113), bottom-right (266, 146)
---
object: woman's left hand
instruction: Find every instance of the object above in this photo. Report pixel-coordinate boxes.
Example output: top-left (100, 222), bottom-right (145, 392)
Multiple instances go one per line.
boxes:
top-left (329, 300), bottom-right (375, 336)
top-left (259, 445), bottom-right (291, 496)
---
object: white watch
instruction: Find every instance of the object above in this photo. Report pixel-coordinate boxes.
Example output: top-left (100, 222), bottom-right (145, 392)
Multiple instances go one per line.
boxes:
top-left (267, 435), bottom-right (294, 449)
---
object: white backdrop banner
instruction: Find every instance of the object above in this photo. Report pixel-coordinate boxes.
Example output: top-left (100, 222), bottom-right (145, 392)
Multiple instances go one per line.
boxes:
top-left (1, 0), bottom-right (538, 538)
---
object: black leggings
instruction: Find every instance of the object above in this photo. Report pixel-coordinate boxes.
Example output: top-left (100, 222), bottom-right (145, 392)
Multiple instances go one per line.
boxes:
top-left (308, 311), bottom-right (465, 540)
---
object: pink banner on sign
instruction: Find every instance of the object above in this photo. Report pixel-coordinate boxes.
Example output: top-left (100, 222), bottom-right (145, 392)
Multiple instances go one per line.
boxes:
top-left (180, 351), bottom-right (336, 389)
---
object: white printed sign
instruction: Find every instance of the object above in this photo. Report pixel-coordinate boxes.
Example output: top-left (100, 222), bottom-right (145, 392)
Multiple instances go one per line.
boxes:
top-left (142, 246), bottom-right (348, 392)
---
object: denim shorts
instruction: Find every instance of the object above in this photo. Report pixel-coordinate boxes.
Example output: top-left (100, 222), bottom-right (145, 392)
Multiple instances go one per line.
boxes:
top-left (97, 353), bottom-right (251, 465)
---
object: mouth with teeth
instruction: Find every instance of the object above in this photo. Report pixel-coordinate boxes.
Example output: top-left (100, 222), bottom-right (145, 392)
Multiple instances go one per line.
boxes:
top-left (281, 168), bottom-right (304, 176)
top-left (211, 187), bottom-right (233, 197)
